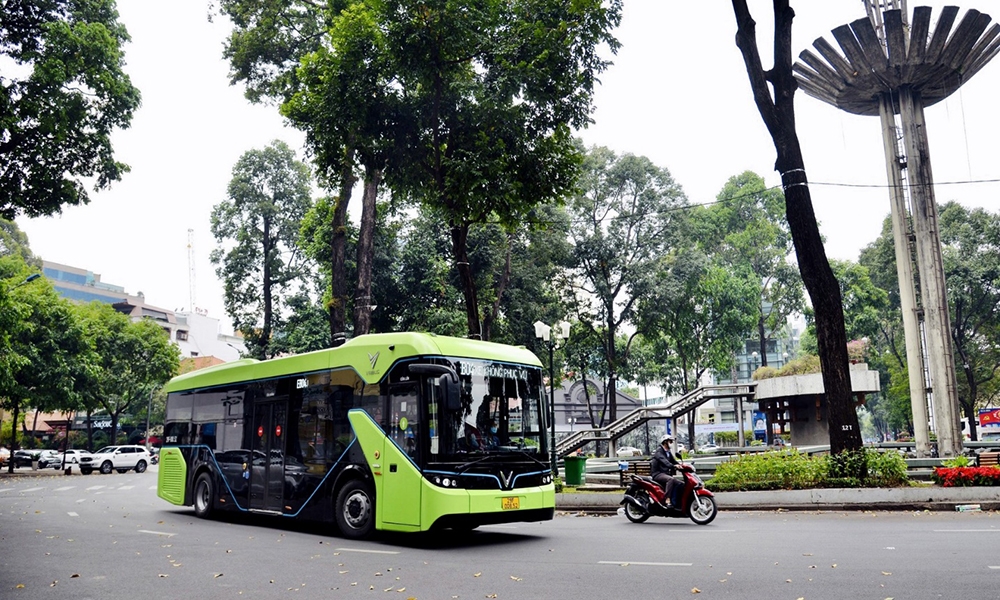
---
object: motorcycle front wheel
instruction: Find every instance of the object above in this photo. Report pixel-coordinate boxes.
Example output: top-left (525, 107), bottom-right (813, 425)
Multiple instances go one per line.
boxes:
top-left (623, 490), bottom-right (650, 523)
top-left (688, 493), bottom-right (718, 525)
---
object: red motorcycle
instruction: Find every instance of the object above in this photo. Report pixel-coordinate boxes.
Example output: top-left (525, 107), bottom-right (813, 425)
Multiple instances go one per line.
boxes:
top-left (620, 464), bottom-right (718, 525)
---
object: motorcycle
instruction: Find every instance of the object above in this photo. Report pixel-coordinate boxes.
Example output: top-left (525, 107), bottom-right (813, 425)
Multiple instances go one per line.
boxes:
top-left (620, 463), bottom-right (718, 525)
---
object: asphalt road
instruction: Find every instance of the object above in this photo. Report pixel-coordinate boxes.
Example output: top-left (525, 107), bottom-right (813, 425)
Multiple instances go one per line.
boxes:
top-left (2, 467), bottom-right (999, 600)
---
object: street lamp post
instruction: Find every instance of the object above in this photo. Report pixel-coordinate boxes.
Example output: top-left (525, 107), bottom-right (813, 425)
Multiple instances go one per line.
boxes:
top-left (534, 320), bottom-right (570, 477)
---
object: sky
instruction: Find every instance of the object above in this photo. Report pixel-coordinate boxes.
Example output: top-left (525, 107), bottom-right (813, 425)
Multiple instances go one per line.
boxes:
top-left (16, 1), bottom-right (1000, 335)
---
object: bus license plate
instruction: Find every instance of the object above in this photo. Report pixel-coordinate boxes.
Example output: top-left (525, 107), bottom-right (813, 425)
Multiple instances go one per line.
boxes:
top-left (501, 496), bottom-right (520, 510)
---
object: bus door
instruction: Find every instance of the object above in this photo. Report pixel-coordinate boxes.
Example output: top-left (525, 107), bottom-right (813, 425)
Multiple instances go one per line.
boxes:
top-left (382, 382), bottom-right (422, 526)
top-left (250, 399), bottom-right (286, 512)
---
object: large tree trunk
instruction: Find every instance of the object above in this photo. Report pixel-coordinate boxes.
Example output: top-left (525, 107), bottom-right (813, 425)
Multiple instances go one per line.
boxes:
top-left (6, 400), bottom-right (20, 472)
top-left (482, 233), bottom-right (514, 343)
top-left (732, 0), bottom-right (862, 457)
top-left (449, 222), bottom-right (483, 340)
top-left (260, 215), bottom-right (273, 360)
top-left (352, 169), bottom-right (382, 337)
top-left (329, 147), bottom-right (357, 347)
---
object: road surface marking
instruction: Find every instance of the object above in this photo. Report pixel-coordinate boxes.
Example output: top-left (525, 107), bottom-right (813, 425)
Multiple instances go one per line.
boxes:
top-left (599, 561), bottom-right (693, 567)
top-left (335, 548), bottom-right (399, 555)
top-left (148, 486), bottom-right (158, 490)
top-left (21, 487), bottom-right (44, 492)
top-left (54, 486), bottom-right (75, 492)
top-left (67, 512), bottom-right (79, 517)
top-left (117, 485), bottom-right (135, 490)
top-left (85, 485), bottom-right (105, 491)
top-left (934, 529), bottom-right (1000, 532)
top-left (138, 530), bottom-right (176, 537)
top-left (75, 498), bottom-right (86, 503)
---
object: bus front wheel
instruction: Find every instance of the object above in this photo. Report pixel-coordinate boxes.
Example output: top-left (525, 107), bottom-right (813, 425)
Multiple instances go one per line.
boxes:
top-left (193, 473), bottom-right (215, 519)
top-left (335, 480), bottom-right (374, 539)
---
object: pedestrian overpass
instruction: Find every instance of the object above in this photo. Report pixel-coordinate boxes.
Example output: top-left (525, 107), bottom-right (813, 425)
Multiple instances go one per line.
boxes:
top-left (555, 383), bottom-right (757, 458)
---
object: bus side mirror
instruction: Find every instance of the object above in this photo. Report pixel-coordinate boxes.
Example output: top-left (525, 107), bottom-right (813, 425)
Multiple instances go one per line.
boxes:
top-left (439, 374), bottom-right (462, 411)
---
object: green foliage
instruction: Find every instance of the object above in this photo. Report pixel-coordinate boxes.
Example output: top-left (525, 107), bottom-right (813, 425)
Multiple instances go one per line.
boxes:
top-left (0, 0), bottom-right (141, 219)
top-left (864, 450), bottom-right (908, 487)
top-left (211, 140), bottom-right (314, 359)
top-left (942, 455), bottom-right (973, 468)
top-left (707, 449), bottom-right (907, 491)
top-left (826, 448), bottom-right (868, 487)
top-left (714, 431), bottom-right (740, 445)
top-left (75, 302), bottom-right (180, 446)
top-left (707, 450), bottom-right (827, 491)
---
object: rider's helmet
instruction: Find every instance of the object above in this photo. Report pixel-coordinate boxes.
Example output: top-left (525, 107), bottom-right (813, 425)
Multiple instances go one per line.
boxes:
top-left (659, 434), bottom-right (674, 446)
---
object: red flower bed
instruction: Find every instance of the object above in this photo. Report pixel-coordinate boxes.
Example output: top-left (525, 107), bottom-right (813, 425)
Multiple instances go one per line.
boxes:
top-left (932, 466), bottom-right (1000, 487)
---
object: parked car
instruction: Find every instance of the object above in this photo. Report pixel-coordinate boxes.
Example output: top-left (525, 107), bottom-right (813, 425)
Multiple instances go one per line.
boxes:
top-left (11, 449), bottom-right (39, 468)
top-left (78, 445), bottom-right (153, 474)
top-left (0, 447), bottom-right (10, 466)
top-left (699, 444), bottom-right (720, 453)
top-left (615, 446), bottom-right (642, 457)
top-left (36, 449), bottom-right (63, 469)
top-left (59, 449), bottom-right (92, 466)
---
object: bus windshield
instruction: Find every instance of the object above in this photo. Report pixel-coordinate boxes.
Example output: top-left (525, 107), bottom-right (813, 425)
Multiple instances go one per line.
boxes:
top-left (435, 358), bottom-right (546, 459)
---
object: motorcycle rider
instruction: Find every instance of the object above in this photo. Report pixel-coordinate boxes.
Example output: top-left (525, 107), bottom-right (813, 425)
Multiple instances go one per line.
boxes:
top-left (650, 434), bottom-right (682, 508)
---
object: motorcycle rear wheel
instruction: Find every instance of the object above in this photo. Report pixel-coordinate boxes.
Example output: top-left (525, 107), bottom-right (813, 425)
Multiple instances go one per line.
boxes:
top-left (688, 494), bottom-right (718, 525)
top-left (623, 490), bottom-right (650, 523)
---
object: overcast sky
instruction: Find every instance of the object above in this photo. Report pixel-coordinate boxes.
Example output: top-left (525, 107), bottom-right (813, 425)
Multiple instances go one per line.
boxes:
top-left (16, 1), bottom-right (1000, 334)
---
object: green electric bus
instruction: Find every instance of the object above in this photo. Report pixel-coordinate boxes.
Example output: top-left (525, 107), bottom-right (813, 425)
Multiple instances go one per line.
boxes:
top-left (156, 332), bottom-right (555, 538)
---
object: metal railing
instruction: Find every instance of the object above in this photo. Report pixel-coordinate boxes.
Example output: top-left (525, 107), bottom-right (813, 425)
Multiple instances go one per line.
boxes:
top-left (555, 383), bottom-right (756, 458)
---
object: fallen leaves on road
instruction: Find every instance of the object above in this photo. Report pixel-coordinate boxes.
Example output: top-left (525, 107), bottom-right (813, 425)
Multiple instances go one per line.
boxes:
top-left (691, 588), bottom-right (701, 594)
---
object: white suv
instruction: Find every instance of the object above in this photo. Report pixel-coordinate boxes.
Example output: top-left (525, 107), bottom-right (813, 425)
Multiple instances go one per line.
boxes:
top-left (79, 445), bottom-right (152, 475)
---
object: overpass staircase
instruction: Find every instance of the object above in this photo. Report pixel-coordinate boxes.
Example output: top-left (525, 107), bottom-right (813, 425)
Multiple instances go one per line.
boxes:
top-left (555, 383), bottom-right (756, 458)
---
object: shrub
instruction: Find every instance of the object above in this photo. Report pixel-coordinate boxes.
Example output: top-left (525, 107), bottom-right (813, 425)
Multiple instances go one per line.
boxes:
top-left (706, 449), bottom-right (909, 491)
top-left (707, 450), bottom-right (827, 492)
top-left (866, 450), bottom-right (909, 487)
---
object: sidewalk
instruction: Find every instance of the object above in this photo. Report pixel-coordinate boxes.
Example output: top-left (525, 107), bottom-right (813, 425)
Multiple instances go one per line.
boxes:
top-left (557, 486), bottom-right (1000, 513)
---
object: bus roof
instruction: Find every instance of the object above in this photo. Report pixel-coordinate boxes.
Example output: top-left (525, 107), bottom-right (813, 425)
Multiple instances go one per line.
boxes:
top-left (164, 331), bottom-right (543, 393)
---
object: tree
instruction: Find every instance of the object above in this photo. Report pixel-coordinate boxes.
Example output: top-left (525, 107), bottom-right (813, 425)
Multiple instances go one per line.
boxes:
top-left (75, 302), bottom-right (179, 447)
top-left (385, 0), bottom-right (620, 340)
top-left (221, 0), bottom-right (622, 342)
top-left (940, 203), bottom-right (1000, 439)
top-left (638, 249), bottom-right (758, 394)
top-left (0, 0), bottom-right (141, 220)
top-left (566, 146), bottom-right (688, 423)
top-left (731, 1), bottom-right (862, 461)
top-left (705, 172), bottom-right (804, 365)
top-left (0, 257), bottom-right (84, 471)
top-left (211, 140), bottom-right (313, 359)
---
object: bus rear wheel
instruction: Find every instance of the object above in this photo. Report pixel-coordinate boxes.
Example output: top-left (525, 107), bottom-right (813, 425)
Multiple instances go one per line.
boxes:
top-left (193, 473), bottom-right (215, 519)
top-left (335, 480), bottom-right (374, 539)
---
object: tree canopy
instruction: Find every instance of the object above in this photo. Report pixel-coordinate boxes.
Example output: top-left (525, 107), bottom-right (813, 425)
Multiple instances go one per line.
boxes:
top-left (210, 140), bottom-right (314, 360)
top-left (0, 0), bottom-right (141, 219)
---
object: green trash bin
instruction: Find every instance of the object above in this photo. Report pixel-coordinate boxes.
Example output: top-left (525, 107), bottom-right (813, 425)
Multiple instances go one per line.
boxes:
top-left (563, 455), bottom-right (587, 486)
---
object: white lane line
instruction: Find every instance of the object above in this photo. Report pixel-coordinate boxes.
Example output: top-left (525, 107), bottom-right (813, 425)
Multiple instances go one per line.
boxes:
top-left (599, 561), bottom-right (693, 567)
top-left (75, 498), bottom-right (86, 503)
top-left (148, 486), bottom-right (158, 490)
top-left (335, 548), bottom-right (400, 555)
top-left (117, 486), bottom-right (135, 490)
top-left (54, 486), bottom-right (76, 492)
top-left (934, 529), bottom-right (1000, 533)
top-left (21, 487), bottom-right (44, 492)
top-left (989, 566), bottom-right (1000, 570)
top-left (67, 512), bottom-right (79, 517)
top-left (138, 530), bottom-right (176, 537)
top-left (85, 485), bottom-right (105, 491)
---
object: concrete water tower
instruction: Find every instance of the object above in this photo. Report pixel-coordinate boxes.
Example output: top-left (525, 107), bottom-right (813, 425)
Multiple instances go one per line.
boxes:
top-left (792, 2), bottom-right (1000, 457)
